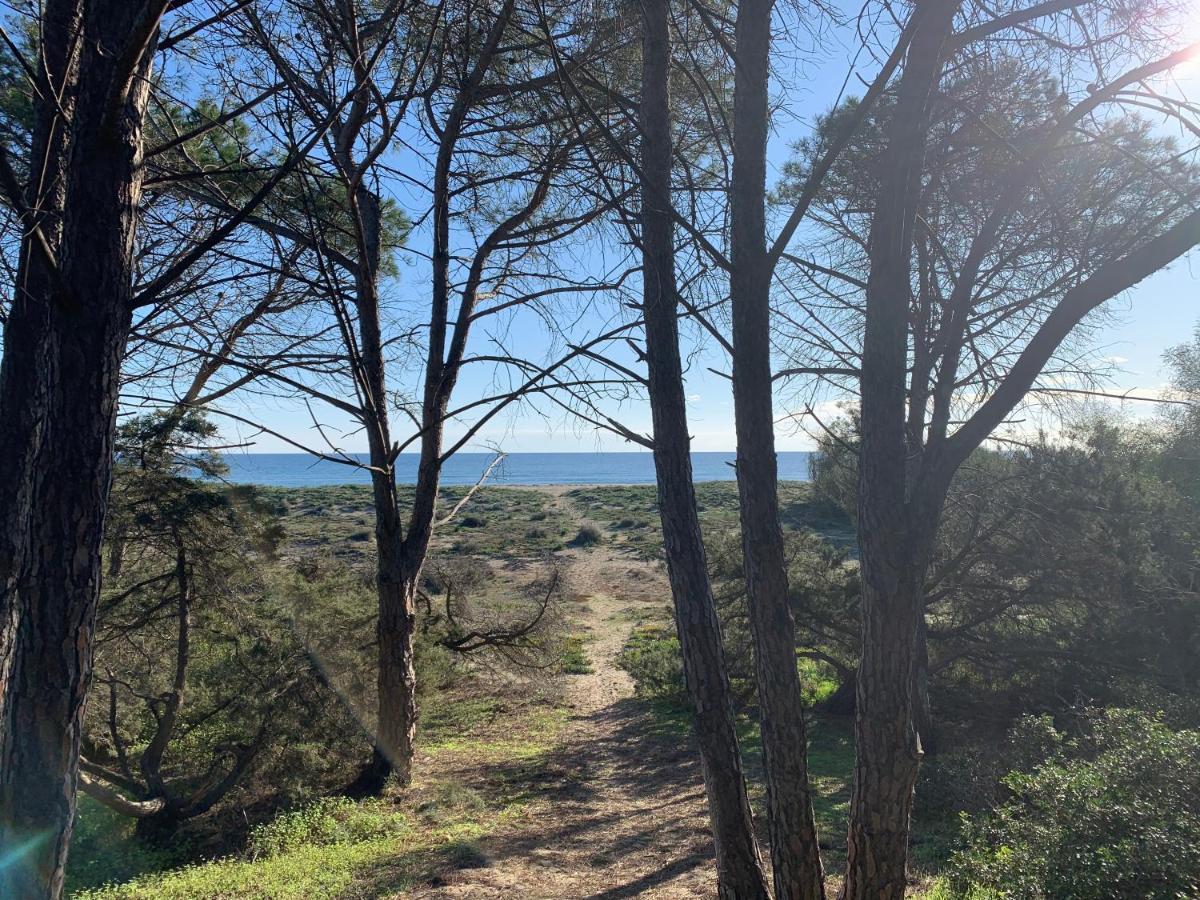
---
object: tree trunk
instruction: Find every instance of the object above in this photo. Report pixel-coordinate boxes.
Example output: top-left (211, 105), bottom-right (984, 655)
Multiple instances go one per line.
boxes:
top-left (842, 1), bottom-right (957, 895)
top-left (638, 3), bottom-right (770, 896)
top-left (0, 4), bottom-right (156, 896)
top-left (820, 673), bottom-right (857, 717)
top-left (842, 556), bottom-right (927, 900)
top-left (912, 614), bottom-right (937, 757)
top-left (140, 545), bottom-right (191, 797)
top-left (0, 0), bottom-right (82, 714)
top-left (341, 188), bottom-right (419, 796)
top-left (729, 0), bottom-right (825, 896)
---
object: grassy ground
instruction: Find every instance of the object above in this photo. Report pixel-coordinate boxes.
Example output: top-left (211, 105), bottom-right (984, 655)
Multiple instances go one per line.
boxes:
top-left (73, 681), bottom-right (571, 899)
top-left (566, 482), bottom-right (856, 558)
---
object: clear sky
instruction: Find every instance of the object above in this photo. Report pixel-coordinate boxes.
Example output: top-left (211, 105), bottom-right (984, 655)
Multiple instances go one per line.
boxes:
top-left (212, 8), bottom-right (1200, 456)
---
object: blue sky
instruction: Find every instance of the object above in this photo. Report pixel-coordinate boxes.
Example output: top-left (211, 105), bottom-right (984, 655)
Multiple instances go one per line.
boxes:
top-left (216, 8), bottom-right (1200, 456)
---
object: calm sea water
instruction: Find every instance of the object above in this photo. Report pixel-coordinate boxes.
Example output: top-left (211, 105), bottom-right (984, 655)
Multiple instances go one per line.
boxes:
top-left (216, 452), bottom-right (814, 487)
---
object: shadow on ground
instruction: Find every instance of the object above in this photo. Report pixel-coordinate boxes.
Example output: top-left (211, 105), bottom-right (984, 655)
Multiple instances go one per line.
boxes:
top-left (402, 695), bottom-right (719, 899)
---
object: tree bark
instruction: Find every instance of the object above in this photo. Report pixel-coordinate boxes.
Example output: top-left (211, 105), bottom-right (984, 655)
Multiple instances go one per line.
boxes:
top-left (729, 1), bottom-right (825, 896)
top-left (639, 3), bottom-right (770, 896)
top-left (341, 187), bottom-right (419, 795)
top-left (912, 615), bottom-right (937, 757)
top-left (0, 0), bottom-right (82, 720)
top-left (842, 1), bottom-right (958, 896)
top-left (0, 5), bottom-right (156, 895)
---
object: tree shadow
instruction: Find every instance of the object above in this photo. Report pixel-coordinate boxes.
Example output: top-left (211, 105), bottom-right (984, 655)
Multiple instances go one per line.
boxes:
top-left (402, 694), bottom-right (720, 897)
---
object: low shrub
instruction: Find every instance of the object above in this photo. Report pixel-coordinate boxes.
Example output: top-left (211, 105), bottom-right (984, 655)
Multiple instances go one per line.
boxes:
top-left (570, 524), bottom-right (603, 547)
top-left (946, 709), bottom-right (1200, 899)
top-left (559, 635), bottom-right (592, 674)
top-left (247, 798), bottom-right (408, 859)
top-left (618, 626), bottom-right (685, 705)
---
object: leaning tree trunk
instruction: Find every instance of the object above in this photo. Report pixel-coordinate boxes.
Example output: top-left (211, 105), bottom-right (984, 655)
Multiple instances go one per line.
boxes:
top-left (638, 2), bottom-right (771, 896)
top-left (0, 6), bottom-right (155, 896)
top-left (729, 0), bottom-right (825, 896)
top-left (843, 1), bottom-right (957, 895)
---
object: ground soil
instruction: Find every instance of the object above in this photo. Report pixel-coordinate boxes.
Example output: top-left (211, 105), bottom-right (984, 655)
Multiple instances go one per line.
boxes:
top-left (410, 539), bottom-right (723, 899)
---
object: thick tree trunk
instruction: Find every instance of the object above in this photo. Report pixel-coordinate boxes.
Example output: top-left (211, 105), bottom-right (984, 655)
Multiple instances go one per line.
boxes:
top-left (842, 554), bottom-right (927, 899)
top-left (0, 0), bottom-right (81, 712)
top-left (638, 3), bottom-right (770, 896)
top-left (0, 5), bottom-right (156, 896)
top-left (842, 2), bottom-right (957, 895)
top-left (729, 1), bottom-right (825, 897)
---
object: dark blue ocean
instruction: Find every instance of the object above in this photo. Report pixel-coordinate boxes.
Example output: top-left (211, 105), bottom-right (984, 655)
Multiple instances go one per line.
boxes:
top-left (216, 452), bottom-right (814, 487)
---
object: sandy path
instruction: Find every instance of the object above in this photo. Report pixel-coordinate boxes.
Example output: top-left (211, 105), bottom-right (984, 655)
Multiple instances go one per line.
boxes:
top-left (410, 540), bottom-right (720, 900)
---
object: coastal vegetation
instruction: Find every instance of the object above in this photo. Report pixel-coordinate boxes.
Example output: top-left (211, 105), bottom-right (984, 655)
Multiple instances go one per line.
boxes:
top-left (1, 0), bottom-right (1198, 898)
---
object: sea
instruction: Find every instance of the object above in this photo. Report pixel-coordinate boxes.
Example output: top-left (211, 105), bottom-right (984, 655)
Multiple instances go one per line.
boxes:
top-left (215, 451), bottom-right (814, 487)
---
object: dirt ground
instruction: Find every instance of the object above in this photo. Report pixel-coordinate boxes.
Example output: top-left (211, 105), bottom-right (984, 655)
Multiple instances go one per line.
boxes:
top-left (411, 541), bottom-right (722, 899)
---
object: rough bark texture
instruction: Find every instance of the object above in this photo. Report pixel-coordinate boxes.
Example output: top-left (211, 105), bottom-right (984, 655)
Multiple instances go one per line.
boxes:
top-left (638, 4), bottom-right (771, 896)
top-left (0, 0), bottom-right (82, 719)
top-left (729, 1), bottom-right (825, 897)
top-left (842, 1), bottom-right (957, 896)
top-left (0, 4), bottom-right (157, 895)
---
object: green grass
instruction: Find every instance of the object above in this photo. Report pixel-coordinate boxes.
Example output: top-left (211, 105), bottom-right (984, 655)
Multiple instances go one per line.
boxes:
top-left (72, 687), bottom-right (568, 899)
top-left (66, 799), bottom-right (188, 895)
top-left (262, 484), bottom-right (576, 562)
top-left (265, 480), bottom-right (851, 567)
top-left (564, 482), bottom-right (853, 558)
top-left (72, 811), bottom-right (495, 899)
top-left (559, 634), bottom-right (593, 674)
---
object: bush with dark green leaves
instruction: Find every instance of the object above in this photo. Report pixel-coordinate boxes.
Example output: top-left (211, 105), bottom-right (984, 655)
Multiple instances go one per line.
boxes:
top-left (617, 626), bottom-right (686, 705)
top-left (947, 709), bottom-right (1200, 899)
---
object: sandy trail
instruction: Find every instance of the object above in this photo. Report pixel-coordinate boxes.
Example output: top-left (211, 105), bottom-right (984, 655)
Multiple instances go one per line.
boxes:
top-left (410, 538), bottom-right (720, 900)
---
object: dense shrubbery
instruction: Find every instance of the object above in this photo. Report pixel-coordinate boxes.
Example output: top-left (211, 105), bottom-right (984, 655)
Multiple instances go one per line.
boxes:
top-left (617, 625), bottom-right (686, 705)
top-left (946, 710), bottom-right (1200, 899)
top-left (808, 407), bottom-right (1200, 734)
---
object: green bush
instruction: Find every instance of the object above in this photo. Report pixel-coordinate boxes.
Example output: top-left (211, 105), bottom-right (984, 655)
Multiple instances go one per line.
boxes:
top-left (618, 626), bottom-right (686, 705)
top-left (570, 524), bottom-right (603, 547)
top-left (66, 797), bottom-right (184, 894)
top-left (947, 709), bottom-right (1200, 899)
